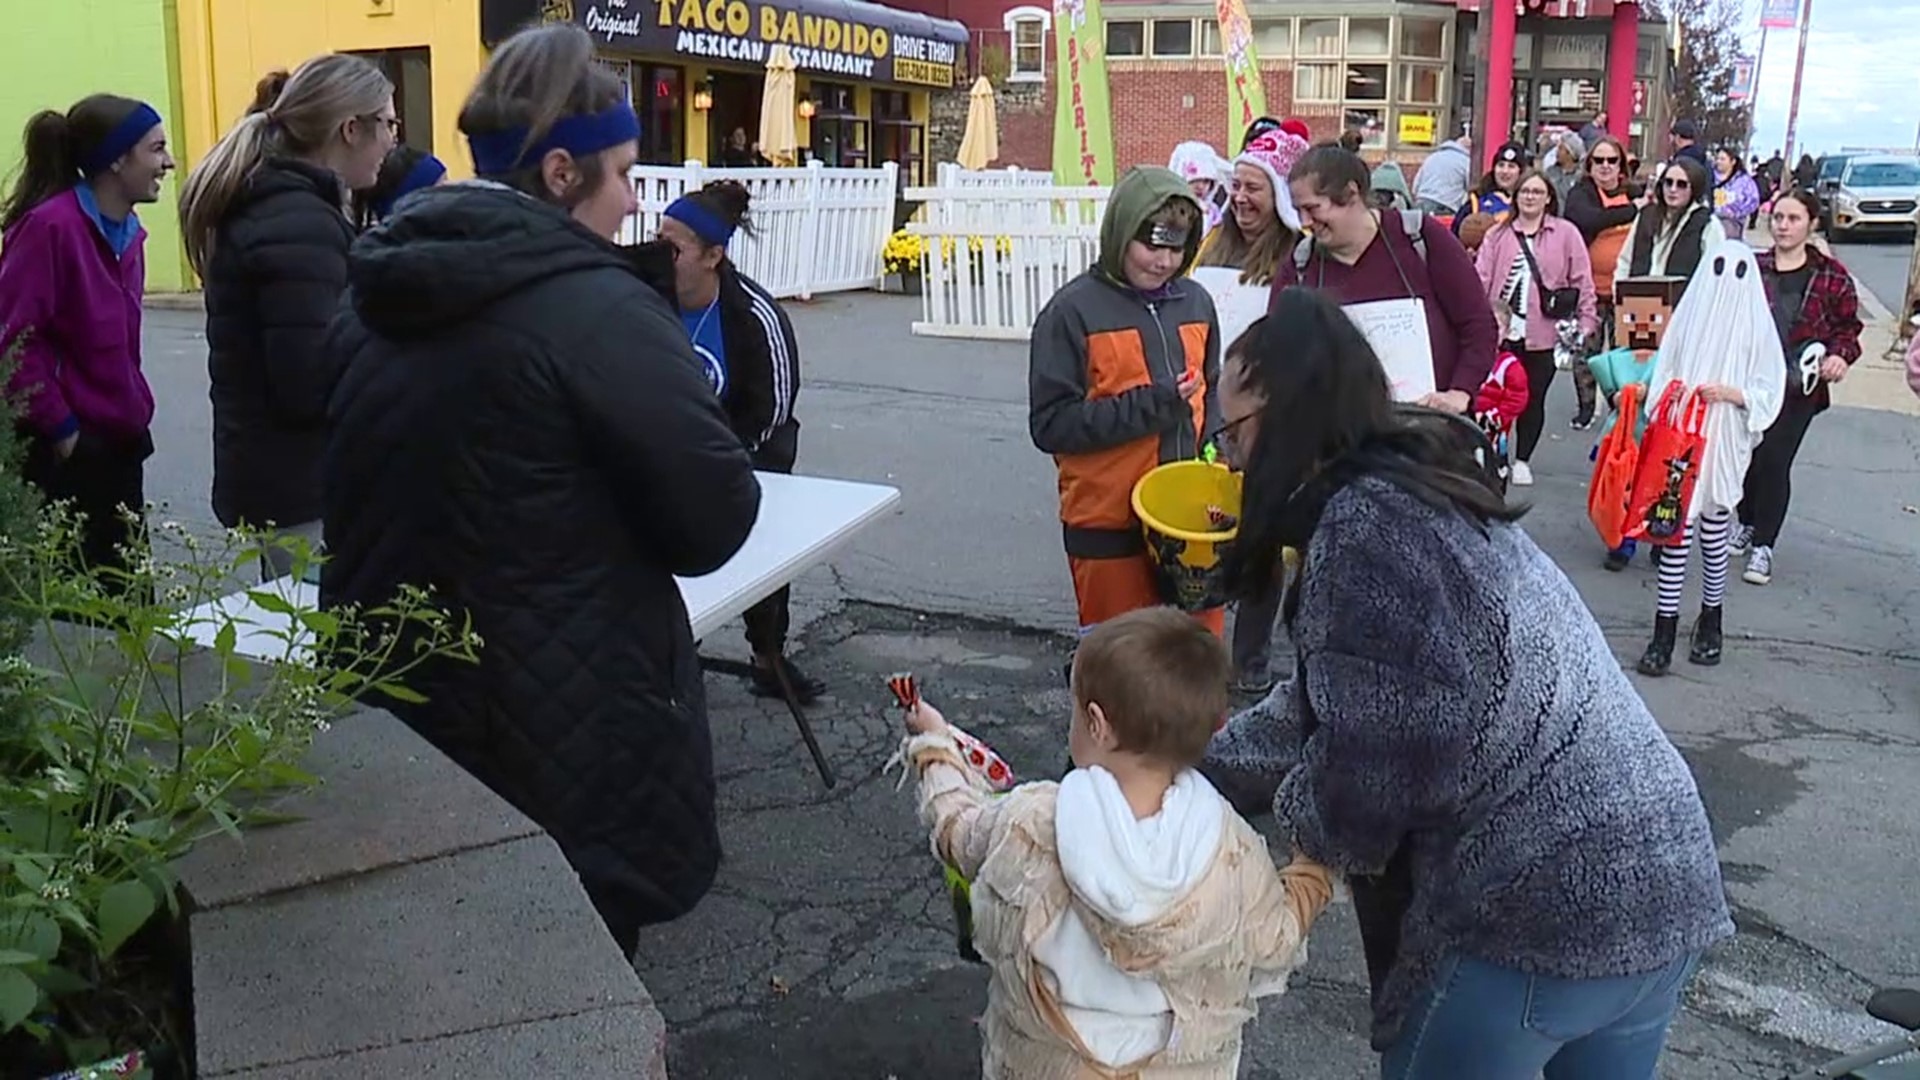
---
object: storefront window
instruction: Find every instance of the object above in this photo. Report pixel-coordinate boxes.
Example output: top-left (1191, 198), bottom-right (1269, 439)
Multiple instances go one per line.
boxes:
top-left (1636, 37), bottom-right (1659, 76)
top-left (1345, 107), bottom-right (1386, 149)
top-left (874, 89), bottom-right (924, 187)
top-left (809, 81), bottom-right (868, 168)
top-left (350, 47), bottom-right (434, 153)
top-left (637, 66), bottom-right (685, 165)
top-left (1106, 20), bottom-right (1146, 58)
top-left (1296, 62), bottom-right (1341, 103)
top-left (1298, 18), bottom-right (1341, 58)
top-left (1398, 63), bottom-right (1444, 105)
top-left (1347, 63), bottom-right (1388, 102)
top-left (1400, 19), bottom-right (1445, 61)
top-left (1395, 107), bottom-right (1441, 148)
top-left (1252, 18), bottom-right (1291, 57)
top-left (1151, 19), bottom-right (1194, 58)
top-left (1512, 33), bottom-right (1535, 71)
top-left (1199, 19), bottom-right (1223, 57)
top-left (1348, 18), bottom-right (1391, 58)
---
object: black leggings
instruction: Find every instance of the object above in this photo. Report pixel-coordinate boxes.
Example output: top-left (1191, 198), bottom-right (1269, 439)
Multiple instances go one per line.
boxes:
top-left (1515, 346), bottom-right (1557, 462)
top-left (743, 422), bottom-right (800, 656)
top-left (1738, 392), bottom-right (1821, 548)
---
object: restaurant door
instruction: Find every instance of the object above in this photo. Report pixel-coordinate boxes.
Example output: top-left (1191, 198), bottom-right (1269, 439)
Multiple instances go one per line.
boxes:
top-left (708, 71), bottom-right (765, 165)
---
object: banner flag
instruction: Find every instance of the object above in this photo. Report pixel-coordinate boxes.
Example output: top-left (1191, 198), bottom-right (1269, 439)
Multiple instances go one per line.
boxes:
top-left (1051, 0), bottom-right (1116, 186)
top-left (1214, 0), bottom-right (1267, 148)
top-left (1730, 58), bottom-right (1755, 100)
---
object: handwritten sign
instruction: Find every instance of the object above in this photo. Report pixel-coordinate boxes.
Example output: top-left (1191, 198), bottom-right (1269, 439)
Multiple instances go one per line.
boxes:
top-left (1190, 268), bottom-right (1267, 349)
top-left (1342, 298), bottom-right (1437, 402)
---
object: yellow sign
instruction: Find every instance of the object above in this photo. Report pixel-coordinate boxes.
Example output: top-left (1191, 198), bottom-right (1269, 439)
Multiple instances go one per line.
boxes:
top-left (1398, 113), bottom-right (1435, 146)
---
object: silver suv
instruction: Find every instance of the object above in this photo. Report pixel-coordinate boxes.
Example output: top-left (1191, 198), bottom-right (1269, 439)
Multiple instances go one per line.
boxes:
top-left (1826, 155), bottom-right (1920, 239)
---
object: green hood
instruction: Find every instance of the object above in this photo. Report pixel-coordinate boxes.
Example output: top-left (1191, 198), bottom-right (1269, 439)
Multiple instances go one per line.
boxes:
top-left (1097, 166), bottom-right (1205, 283)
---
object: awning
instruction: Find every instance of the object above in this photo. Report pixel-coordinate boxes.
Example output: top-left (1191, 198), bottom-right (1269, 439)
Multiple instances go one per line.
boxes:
top-left (482, 0), bottom-right (970, 88)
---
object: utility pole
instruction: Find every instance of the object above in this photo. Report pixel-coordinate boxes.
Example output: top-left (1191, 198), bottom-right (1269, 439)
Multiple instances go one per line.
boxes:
top-left (1749, 26), bottom-right (1769, 148)
top-left (1780, 0), bottom-right (1813, 166)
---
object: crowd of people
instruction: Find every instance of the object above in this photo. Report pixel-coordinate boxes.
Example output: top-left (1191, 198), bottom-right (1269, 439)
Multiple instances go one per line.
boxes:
top-left (0, 23), bottom-right (831, 957)
top-left (1, 38), bottom-right (1910, 1079)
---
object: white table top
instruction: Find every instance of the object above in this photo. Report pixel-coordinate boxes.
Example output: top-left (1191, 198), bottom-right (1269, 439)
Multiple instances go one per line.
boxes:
top-left (177, 472), bottom-right (902, 662)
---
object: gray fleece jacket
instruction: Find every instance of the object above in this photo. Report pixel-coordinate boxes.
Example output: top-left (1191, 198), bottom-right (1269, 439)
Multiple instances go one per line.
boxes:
top-left (1204, 475), bottom-right (1732, 1049)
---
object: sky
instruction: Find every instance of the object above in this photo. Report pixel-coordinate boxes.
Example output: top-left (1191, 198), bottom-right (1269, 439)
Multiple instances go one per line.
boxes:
top-left (1741, 0), bottom-right (1919, 159)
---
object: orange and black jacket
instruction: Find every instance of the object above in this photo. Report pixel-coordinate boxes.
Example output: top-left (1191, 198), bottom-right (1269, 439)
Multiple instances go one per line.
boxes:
top-left (1028, 168), bottom-right (1221, 561)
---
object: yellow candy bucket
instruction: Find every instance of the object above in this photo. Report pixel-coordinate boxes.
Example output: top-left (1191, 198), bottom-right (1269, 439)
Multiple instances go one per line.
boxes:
top-left (1131, 460), bottom-right (1241, 613)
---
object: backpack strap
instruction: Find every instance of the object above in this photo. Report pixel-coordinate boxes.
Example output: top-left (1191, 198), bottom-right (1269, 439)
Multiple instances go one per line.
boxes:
top-left (1293, 208), bottom-right (1430, 274)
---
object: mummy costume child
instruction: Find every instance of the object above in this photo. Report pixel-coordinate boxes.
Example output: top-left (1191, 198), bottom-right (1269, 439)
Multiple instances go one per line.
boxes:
top-left (1636, 243), bottom-right (1785, 675)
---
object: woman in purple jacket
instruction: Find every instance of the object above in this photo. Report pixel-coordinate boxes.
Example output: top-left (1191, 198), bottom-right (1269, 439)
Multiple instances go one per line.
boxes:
top-left (0, 95), bottom-right (174, 579)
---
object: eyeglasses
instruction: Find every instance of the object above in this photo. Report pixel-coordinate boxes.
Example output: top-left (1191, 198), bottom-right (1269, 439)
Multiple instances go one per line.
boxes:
top-left (1206, 412), bottom-right (1257, 464)
top-left (1662, 177), bottom-right (1692, 189)
top-left (1590, 155), bottom-right (1622, 165)
top-left (360, 114), bottom-right (402, 138)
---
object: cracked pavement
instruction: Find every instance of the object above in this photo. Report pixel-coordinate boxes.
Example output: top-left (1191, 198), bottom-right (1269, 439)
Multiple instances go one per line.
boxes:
top-left (140, 294), bottom-right (1920, 1078)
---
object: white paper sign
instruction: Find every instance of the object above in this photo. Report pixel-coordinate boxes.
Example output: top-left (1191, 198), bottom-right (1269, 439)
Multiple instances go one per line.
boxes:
top-left (1342, 298), bottom-right (1438, 402)
top-left (1189, 267), bottom-right (1270, 350)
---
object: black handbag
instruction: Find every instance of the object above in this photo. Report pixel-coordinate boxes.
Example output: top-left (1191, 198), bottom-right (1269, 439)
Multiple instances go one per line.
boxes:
top-left (1518, 231), bottom-right (1582, 320)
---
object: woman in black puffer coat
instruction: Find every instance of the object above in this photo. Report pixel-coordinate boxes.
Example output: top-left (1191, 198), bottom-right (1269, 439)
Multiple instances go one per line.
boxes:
top-left (321, 24), bottom-right (761, 953)
top-left (178, 54), bottom-right (396, 577)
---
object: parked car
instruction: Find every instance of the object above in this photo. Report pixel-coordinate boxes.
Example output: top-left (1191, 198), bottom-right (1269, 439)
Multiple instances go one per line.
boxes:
top-left (1825, 155), bottom-right (1920, 240)
top-left (1812, 153), bottom-right (1855, 231)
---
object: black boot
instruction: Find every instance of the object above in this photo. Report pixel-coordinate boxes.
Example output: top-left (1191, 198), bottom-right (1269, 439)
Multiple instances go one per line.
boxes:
top-left (1637, 614), bottom-right (1679, 677)
top-left (1688, 606), bottom-right (1724, 666)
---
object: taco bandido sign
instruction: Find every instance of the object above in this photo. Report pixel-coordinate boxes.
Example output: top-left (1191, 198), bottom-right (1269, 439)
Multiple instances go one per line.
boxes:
top-left (491, 0), bottom-right (968, 87)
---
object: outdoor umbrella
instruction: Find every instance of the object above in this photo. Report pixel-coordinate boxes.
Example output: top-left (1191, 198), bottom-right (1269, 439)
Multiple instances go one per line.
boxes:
top-left (759, 45), bottom-right (799, 166)
top-left (956, 75), bottom-right (999, 170)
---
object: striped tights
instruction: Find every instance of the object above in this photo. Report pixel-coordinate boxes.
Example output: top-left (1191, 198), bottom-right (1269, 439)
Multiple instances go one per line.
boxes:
top-left (1656, 510), bottom-right (1733, 617)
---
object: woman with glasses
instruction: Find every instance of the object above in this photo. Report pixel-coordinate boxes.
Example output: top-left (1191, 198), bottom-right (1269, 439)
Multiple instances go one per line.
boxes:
top-left (178, 55), bottom-right (397, 579)
top-left (1564, 135), bottom-right (1642, 429)
top-left (1734, 191), bottom-right (1861, 587)
top-left (1613, 156), bottom-right (1719, 288)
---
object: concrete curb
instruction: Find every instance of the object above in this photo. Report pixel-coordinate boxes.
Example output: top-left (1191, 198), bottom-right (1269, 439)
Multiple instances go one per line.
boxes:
top-left (145, 291), bottom-right (205, 312)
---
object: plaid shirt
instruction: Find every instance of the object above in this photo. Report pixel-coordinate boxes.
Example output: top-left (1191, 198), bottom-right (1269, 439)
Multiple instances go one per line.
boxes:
top-left (1759, 247), bottom-right (1863, 363)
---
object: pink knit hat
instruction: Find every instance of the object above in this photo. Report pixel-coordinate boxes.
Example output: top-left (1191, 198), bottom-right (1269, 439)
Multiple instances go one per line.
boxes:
top-left (1234, 129), bottom-right (1309, 231)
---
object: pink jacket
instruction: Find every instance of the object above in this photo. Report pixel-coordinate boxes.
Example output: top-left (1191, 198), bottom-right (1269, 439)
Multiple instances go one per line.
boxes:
top-left (1907, 327), bottom-right (1920, 398)
top-left (1474, 216), bottom-right (1599, 351)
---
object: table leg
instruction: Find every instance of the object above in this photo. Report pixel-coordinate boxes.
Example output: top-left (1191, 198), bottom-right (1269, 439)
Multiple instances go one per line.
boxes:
top-left (699, 655), bottom-right (837, 789)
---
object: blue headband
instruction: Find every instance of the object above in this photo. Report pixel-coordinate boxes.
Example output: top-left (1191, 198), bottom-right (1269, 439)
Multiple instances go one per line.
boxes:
top-left (466, 101), bottom-right (641, 176)
top-left (80, 101), bottom-right (164, 175)
top-left (664, 197), bottom-right (735, 247)
top-left (372, 154), bottom-right (447, 219)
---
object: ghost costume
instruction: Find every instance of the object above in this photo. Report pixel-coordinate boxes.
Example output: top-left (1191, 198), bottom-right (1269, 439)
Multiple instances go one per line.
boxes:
top-left (1637, 243), bottom-right (1786, 675)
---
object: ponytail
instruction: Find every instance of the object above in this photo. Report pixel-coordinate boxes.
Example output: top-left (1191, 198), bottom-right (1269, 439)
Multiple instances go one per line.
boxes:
top-left (177, 55), bottom-right (392, 276)
top-left (3, 93), bottom-right (153, 232)
top-left (178, 111), bottom-right (276, 276)
top-left (2, 111), bottom-right (78, 232)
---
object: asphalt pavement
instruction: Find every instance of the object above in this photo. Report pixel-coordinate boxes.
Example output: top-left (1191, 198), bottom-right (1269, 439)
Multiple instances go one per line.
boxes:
top-left (1830, 234), bottom-right (1914, 317)
top-left (137, 297), bottom-right (1920, 1079)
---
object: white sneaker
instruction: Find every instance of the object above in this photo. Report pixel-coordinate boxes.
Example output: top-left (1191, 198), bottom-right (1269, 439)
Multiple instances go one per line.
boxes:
top-left (1743, 546), bottom-right (1774, 585)
top-left (1730, 524), bottom-right (1754, 556)
top-left (1511, 461), bottom-right (1534, 486)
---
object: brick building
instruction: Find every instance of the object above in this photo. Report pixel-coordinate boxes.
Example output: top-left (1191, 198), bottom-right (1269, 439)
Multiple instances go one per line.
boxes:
top-left (901, 0), bottom-right (1673, 180)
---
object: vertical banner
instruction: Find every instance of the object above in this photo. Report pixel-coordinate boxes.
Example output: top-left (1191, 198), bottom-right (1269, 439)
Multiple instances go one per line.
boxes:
top-left (1730, 58), bottom-right (1755, 101)
top-left (1214, 0), bottom-right (1266, 148)
top-left (1052, 0), bottom-right (1116, 186)
top-left (1759, 0), bottom-right (1800, 29)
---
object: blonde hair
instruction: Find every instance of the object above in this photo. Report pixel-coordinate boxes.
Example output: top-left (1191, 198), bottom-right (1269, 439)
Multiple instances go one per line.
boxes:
top-left (1194, 215), bottom-right (1295, 286)
top-left (458, 24), bottom-right (626, 202)
top-left (178, 54), bottom-right (391, 275)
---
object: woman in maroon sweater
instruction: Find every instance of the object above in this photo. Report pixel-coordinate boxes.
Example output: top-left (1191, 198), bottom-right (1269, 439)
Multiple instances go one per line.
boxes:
top-left (1270, 147), bottom-right (1498, 412)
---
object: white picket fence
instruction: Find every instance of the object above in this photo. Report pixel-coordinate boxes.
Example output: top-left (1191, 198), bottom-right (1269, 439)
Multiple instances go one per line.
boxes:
top-left (621, 159), bottom-right (898, 300)
top-left (932, 162), bottom-right (1053, 188)
top-left (904, 183), bottom-right (1112, 339)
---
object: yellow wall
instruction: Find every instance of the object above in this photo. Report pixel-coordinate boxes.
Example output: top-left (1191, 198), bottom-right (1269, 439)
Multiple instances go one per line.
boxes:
top-left (174, 0), bottom-right (486, 179)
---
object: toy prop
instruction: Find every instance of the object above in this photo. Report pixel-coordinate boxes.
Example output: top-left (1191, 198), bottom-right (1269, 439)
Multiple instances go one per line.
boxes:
top-left (888, 673), bottom-right (1013, 964)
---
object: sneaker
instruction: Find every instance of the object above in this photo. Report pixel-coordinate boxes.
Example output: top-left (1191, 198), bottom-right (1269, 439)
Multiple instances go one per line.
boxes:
top-left (1730, 524), bottom-right (1755, 556)
top-left (1570, 410), bottom-right (1596, 431)
top-left (1603, 547), bottom-right (1630, 572)
top-left (1511, 461), bottom-right (1534, 486)
top-left (1743, 546), bottom-right (1774, 586)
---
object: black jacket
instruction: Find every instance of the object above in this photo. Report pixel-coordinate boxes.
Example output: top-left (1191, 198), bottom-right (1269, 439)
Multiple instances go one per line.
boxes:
top-left (204, 158), bottom-right (354, 529)
top-left (1563, 176), bottom-right (1643, 245)
top-left (321, 182), bottom-right (762, 927)
top-left (717, 264), bottom-right (800, 453)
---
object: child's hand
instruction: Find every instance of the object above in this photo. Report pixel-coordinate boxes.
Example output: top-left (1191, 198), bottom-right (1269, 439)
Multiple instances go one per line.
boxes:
top-left (906, 699), bottom-right (949, 736)
top-left (1177, 371), bottom-right (1201, 401)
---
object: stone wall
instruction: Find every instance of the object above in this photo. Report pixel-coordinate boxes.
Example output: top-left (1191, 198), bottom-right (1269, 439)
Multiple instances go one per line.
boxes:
top-left (175, 709), bottom-right (669, 1077)
top-left (928, 86), bottom-right (971, 174)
